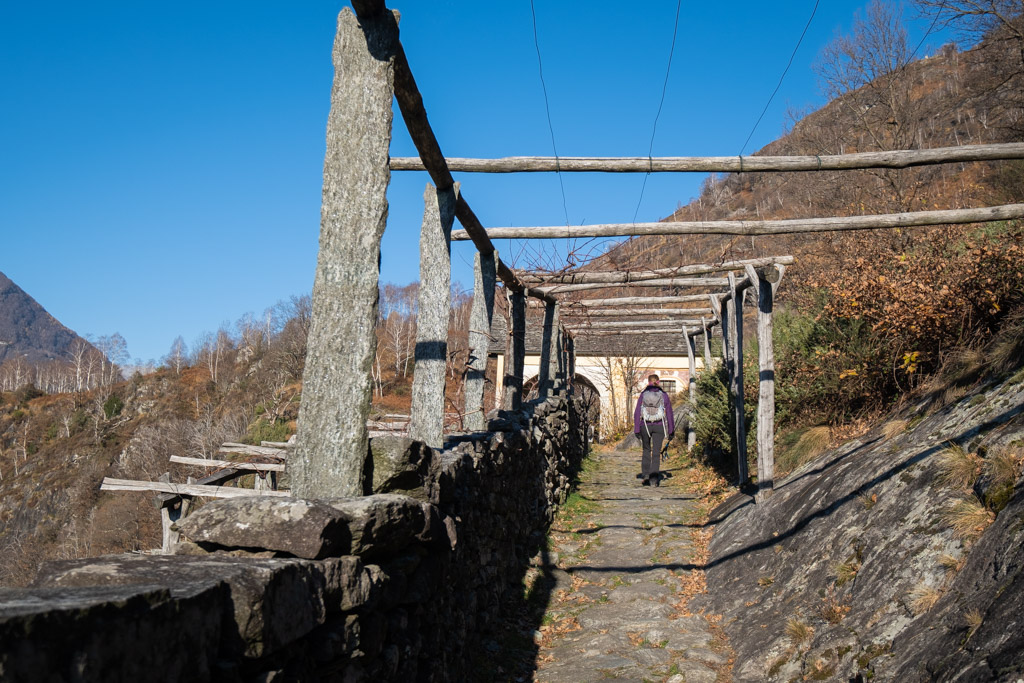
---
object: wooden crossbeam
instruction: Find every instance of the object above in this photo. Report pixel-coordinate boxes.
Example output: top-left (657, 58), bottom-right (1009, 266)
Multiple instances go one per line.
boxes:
top-left (101, 477), bottom-right (290, 499)
top-left (538, 277), bottom-right (730, 294)
top-left (367, 11), bottom-right (555, 305)
top-left (219, 443), bottom-right (288, 458)
top-left (169, 456), bottom-right (286, 472)
top-left (564, 319), bottom-right (701, 330)
top-left (453, 204), bottom-right (1024, 241)
top-left (545, 294), bottom-right (712, 307)
top-left (518, 256), bottom-right (794, 285)
top-left (392, 142), bottom-right (1024, 173)
top-left (561, 307), bottom-right (714, 317)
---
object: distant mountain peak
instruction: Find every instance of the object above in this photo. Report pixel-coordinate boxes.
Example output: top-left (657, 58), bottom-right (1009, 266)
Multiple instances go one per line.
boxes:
top-left (0, 271), bottom-right (94, 366)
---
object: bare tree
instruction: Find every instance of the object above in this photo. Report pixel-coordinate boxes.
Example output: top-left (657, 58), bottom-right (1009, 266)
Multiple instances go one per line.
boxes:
top-left (165, 336), bottom-right (188, 375)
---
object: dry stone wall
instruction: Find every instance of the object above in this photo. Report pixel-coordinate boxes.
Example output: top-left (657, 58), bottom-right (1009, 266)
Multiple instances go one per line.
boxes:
top-left (0, 394), bottom-right (586, 682)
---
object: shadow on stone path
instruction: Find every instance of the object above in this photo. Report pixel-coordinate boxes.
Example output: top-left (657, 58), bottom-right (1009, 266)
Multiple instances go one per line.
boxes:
top-left (532, 446), bottom-right (732, 683)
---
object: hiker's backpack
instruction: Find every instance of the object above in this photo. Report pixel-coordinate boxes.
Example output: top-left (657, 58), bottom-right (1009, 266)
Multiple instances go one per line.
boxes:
top-left (640, 389), bottom-right (665, 423)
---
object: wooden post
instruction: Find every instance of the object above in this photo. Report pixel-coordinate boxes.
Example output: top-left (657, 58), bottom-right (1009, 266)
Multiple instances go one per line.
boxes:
top-left (550, 305), bottom-right (562, 394)
top-left (686, 332), bottom-right (697, 450)
top-left (292, 8), bottom-right (399, 498)
top-left (567, 335), bottom-right (576, 389)
top-left (410, 182), bottom-right (457, 448)
top-left (466, 251), bottom-right (497, 430)
top-left (729, 273), bottom-right (748, 485)
top-left (701, 316), bottom-right (712, 369)
top-left (538, 302), bottom-right (559, 398)
top-left (503, 290), bottom-right (526, 410)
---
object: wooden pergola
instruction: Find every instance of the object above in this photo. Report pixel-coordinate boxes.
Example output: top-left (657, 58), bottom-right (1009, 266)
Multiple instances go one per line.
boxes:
top-left (292, 0), bottom-right (1024, 502)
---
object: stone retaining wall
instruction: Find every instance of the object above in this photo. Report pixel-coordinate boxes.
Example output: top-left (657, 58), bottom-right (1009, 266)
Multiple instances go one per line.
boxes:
top-left (0, 394), bottom-right (586, 682)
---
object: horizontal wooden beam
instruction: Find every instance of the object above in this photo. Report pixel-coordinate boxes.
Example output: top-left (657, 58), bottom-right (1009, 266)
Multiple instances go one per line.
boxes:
top-left (542, 294), bottom-right (712, 307)
top-left (575, 329), bottom-right (685, 336)
top-left (454, 204), bottom-right (1024, 240)
top-left (539, 277), bottom-right (730, 294)
top-left (101, 477), bottom-right (290, 499)
top-left (519, 256), bottom-right (794, 285)
top-left (170, 455), bottom-right (286, 472)
top-left (219, 443), bottom-right (288, 458)
top-left (561, 307), bottom-right (714, 317)
top-left (565, 320), bottom-right (700, 330)
top-left (392, 142), bottom-right (1024, 173)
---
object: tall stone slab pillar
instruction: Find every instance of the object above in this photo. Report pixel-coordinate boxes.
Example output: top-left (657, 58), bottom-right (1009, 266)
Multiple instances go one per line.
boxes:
top-left (503, 290), bottom-right (526, 410)
top-left (409, 182), bottom-right (457, 449)
top-left (293, 8), bottom-right (399, 498)
top-left (465, 251), bottom-right (496, 430)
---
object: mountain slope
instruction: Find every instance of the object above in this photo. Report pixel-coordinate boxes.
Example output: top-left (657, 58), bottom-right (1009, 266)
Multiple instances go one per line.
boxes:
top-left (0, 271), bottom-right (94, 365)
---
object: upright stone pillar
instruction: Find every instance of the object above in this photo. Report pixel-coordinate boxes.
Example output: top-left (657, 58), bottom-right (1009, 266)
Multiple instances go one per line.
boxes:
top-left (686, 332), bottom-right (697, 449)
top-left (409, 182), bottom-right (457, 449)
top-left (728, 273), bottom-right (748, 484)
top-left (465, 251), bottom-right (496, 430)
top-left (293, 8), bottom-right (399, 499)
top-left (537, 302), bottom-right (554, 399)
top-left (503, 290), bottom-right (526, 410)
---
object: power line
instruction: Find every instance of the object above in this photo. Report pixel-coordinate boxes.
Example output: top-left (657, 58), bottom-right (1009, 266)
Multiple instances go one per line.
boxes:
top-left (633, 0), bottom-right (683, 224)
top-left (739, 0), bottom-right (821, 156)
top-left (529, 0), bottom-right (570, 229)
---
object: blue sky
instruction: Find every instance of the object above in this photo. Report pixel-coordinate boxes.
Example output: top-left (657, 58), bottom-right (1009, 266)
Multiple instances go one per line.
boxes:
top-left (0, 1), bottom-right (949, 364)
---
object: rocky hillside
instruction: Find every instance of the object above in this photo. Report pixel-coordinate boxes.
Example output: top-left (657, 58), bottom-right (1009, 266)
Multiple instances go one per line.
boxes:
top-left (694, 331), bottom-right (1024, 680)
top-left (0, 271), bottom-right (95, 365)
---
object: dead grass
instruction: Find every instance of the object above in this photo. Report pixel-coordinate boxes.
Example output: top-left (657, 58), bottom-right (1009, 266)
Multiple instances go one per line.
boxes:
top-left (785, 617), bottom-right (814, 647)
top-left (777, 425), bottom-right (831, 475)
top-left (936, 444), bottom-right (983, 491)
top-left (983, 446), bottom-right (1024, 488)
top-left (880, 419), bottom-right (909, 439)
top-left (908, 583), bottom-right (943, 614)
top-left (938, 552), bottom-right (966, 580)
top-left (940, 496), bottom-right (995, 542)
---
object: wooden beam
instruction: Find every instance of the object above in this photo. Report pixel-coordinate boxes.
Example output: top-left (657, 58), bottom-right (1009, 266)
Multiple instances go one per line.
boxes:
top-left (539, 277), bottom-right (730, 294)
top-left (561, 307), bottom-right (714, 318)
top-left (518, 256), bottom-right (794, 285)
top-left (564, 319), bottom-right (699, 330)
top-left (101, 477), bottom-right (290, 499)
top-left (388, 34), bottom-right (552, 304)
top-left (686, 335), bottom-right (697, 449)
top-left (548, 294), bottom-right (712, 307)
top-left (219, 443), bottom-right (288, 458)
top-left (169, 456), bottom-right (286, 472)
top-left (452, 204), bottom-right (1024, 240)
top-left (391, 142), bottom-right (1024, 173)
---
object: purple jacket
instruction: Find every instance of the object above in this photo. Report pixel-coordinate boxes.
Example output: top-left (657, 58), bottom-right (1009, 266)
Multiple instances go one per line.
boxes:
top-left (633, 384), bottom-right (675, 435)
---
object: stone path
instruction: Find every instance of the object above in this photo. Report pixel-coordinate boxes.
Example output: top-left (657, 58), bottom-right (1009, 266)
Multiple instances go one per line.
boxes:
top-left (532, 446), bottom-right (731, 683)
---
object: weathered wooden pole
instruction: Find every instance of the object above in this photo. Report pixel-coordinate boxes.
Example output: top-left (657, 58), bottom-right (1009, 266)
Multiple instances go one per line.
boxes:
top-left (465, 251), bottom-right (497, 430)
top-left (686, 331), bottom-right (697, 450)
top-left (745, 264), bottom-right (784, 502)
top-left (567, 335), bottom-right (576, 389)
top-left (728, 273), bottom-right (749, 484)
top-left (409, 182), bottom-right (457, 448)
top-left (293, 7), bottom-right (399, 498)
top-left (701, 317), bottom-right (712, 369)
top-left (503, 290), bottom-right (526, 410)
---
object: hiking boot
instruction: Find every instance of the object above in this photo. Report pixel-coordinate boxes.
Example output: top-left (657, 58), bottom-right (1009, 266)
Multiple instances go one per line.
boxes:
top-left (641, 478), bottom-right (651, 486)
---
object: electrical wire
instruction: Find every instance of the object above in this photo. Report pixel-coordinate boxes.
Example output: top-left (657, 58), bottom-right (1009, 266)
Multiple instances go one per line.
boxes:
top-left (739, 0), bottom-right (821, 156)
top-left (529, 0), bottom-right (570, 230)
top-left (633, 0), bottom-right (684, 224)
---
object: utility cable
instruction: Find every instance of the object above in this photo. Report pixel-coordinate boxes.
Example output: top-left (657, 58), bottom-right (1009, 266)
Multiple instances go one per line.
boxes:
top-left (633, 0), bottom-right (683, 224)
top-left (529, 0), bottom-right (570, 230)
top-left (739, 0), bottom-right (821, 156)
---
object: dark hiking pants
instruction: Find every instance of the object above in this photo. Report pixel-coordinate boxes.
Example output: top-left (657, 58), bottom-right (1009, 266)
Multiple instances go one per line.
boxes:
top-left (639, 421), bottom-right (665, 479)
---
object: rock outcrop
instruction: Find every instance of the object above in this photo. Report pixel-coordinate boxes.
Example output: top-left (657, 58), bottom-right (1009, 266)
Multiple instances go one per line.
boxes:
top-left (696, 370), bottom-right (1024, 681)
